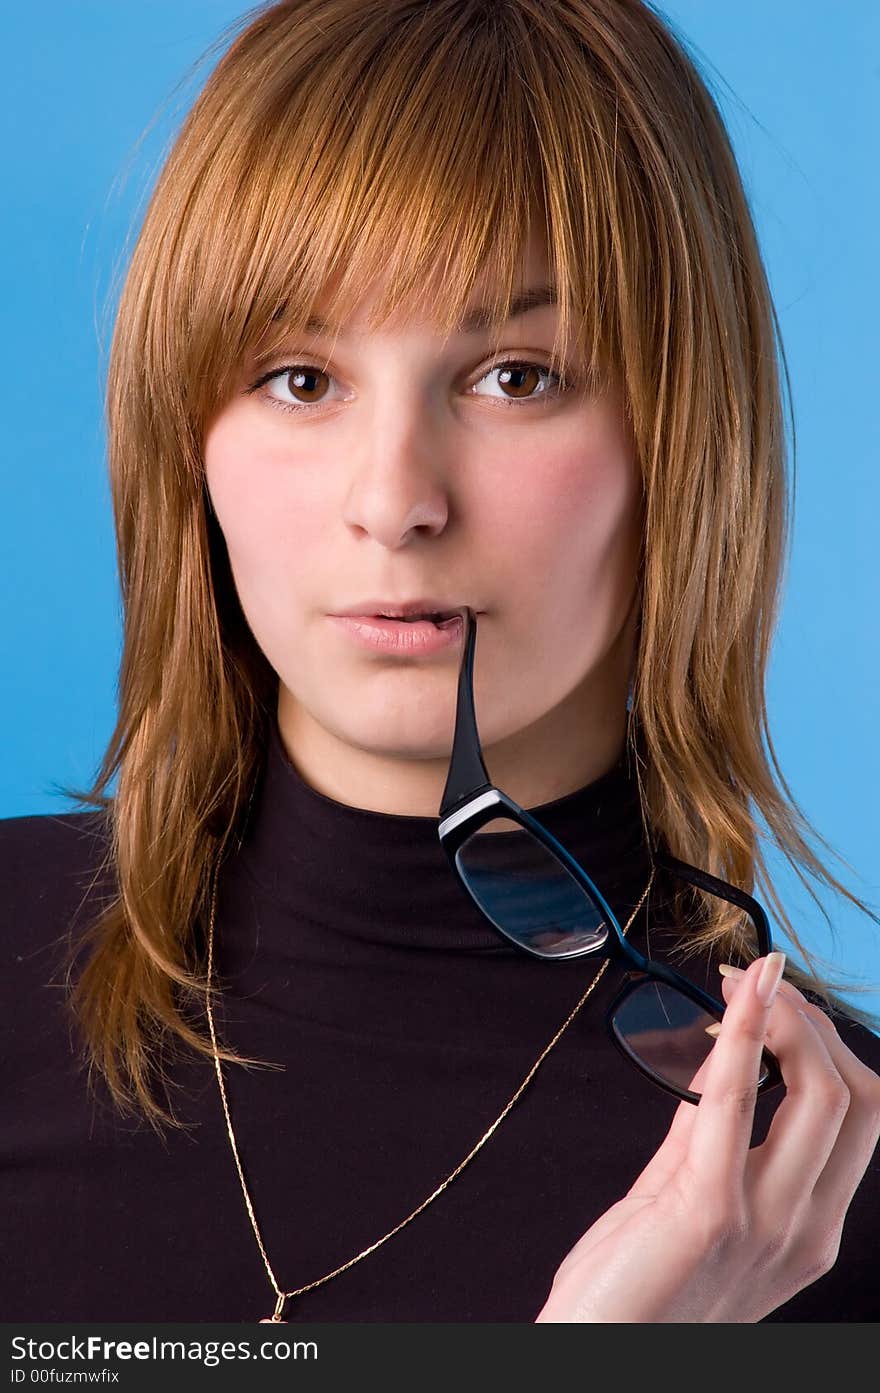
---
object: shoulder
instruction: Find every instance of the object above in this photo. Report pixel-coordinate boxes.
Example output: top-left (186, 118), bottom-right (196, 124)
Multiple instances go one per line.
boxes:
top-left (0, 805), bottom-right (111, 863)
top-left (0, 805), bottom-right (114, 904)
top-left (0, 807), bottom-right (116, 990)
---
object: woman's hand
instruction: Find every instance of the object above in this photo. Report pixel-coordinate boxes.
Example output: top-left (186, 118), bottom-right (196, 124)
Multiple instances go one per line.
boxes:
top-left (534, 952), bottom-right (880, 1322)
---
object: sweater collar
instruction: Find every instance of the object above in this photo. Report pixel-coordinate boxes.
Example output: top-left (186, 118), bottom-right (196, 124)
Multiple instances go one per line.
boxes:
top-left (226, 714), bottom-right (654, 953)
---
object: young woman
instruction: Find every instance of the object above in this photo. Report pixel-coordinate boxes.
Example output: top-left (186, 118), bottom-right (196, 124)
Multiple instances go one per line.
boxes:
top-left (2, 0), bottom-right (878, 1323)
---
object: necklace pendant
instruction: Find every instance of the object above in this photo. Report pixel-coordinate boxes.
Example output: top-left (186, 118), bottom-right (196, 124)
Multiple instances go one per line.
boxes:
top-left (260, 1293), bottom-right (288, 1323)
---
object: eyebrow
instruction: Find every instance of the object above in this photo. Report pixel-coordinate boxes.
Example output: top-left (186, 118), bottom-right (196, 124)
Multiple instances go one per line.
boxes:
top-left (456, 283), bottom-right (558, 332)
top-left (291, 282), bottom-right (558, 336)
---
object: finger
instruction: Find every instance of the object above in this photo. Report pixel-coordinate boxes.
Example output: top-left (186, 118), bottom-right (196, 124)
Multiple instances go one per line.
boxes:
top-left (725, 967), bottom-right (851, 1043)
top-left (717, 976), bottom-right (852, 1200)
top-left (684, 951), bottom-right (786, 1193)
top-left (722, 969), bottom-right (880, 1210)
top-left (809, 1022), bottom-right (880, 1215)
top-left (785, 1005), bottom-right (880, 1214)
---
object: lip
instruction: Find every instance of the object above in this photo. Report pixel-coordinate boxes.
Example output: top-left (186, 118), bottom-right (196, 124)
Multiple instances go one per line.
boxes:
top-left (327, 613), bottom-right (468, 655)
top-left (331, 599), bottom-right (469, 620)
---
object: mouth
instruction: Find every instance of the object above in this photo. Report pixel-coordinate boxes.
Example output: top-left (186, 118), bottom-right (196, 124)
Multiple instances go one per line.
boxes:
top-left (373, 610), bottom-right (461, 627)
top-left (326, 610), bottom-right (470, 654)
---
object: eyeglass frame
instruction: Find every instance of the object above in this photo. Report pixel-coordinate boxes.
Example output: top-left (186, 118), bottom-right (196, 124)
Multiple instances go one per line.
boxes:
top-left (437, 605), bottom-right (783, 1105)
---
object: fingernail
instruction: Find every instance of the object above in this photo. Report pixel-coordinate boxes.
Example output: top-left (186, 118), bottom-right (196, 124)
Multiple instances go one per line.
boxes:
top-left (755, 951), bottom-right (786, 1007)
top-left (704, 1022), bottom-right (722, 1037)
top-left (718, 963), bottom-right (745, 980)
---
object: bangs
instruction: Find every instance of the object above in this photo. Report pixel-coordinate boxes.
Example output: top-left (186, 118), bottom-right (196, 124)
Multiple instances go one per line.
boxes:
top-left (175, 0), bottom-right (624, 418)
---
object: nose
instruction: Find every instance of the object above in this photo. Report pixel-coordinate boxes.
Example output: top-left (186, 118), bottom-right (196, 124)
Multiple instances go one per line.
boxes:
top-left (341, 413), bottom-right (452, 547)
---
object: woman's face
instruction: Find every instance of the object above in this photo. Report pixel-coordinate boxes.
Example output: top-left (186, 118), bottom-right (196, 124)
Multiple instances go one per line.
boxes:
top-left (203, 226), bottom-right (643, 814)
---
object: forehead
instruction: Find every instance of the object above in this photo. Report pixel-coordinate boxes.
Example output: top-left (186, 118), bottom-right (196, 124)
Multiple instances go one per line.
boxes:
top-left (284, 220), bottom-right (553, 338)
top-left (299, 283), bottom-right (558, 341)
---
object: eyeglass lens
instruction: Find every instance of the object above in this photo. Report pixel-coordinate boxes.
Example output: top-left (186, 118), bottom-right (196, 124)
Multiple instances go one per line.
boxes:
top-left (455, 817), bottom-right (610, 956)
top-left (455, 819), bottom-right (769, 1096)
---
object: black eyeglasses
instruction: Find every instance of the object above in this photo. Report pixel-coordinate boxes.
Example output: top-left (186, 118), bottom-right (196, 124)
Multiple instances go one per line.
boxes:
top-left (437, 606), bottom-right (783, 1105)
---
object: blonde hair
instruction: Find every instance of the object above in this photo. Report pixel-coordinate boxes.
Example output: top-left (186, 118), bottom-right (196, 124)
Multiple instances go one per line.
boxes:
top-left (58, 0), bottom-right (879, 1133)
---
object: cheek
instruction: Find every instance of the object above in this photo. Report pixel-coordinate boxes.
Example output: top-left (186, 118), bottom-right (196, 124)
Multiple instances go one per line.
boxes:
top-left (486, 437), bottom-right (641, 606)
top-left (203, 417), bottom-right (325, 595)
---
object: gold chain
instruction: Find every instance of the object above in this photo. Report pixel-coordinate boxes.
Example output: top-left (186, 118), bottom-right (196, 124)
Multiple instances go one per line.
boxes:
top-left (205, 860), bottom-right (655, 1323)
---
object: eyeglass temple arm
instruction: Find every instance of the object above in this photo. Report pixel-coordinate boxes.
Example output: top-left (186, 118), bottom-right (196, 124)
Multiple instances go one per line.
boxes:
top-left (655, 849), bottom-right (773, 955)
top-left (439, 606), bottom-right (494, 819)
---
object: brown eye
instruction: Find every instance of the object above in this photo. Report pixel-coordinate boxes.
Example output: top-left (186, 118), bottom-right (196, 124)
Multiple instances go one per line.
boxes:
top-left (249, 356), bottom-right (569, 417)
top-left (280, 366), bottom-right (329, 404)
top-left (471, 361), bottom-right (564, 405)
top-left (251, 363), bottom-right (338, 416)
top-left (498, 364), bottom-right (542, 398)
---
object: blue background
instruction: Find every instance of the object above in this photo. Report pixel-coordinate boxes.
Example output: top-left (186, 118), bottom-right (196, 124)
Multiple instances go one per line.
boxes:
top-left (2, 3), bottom-right (877, 1016)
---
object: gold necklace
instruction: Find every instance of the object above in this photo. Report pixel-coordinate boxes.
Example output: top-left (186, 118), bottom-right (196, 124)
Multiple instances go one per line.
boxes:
top-left (204, 860), bottom-right (655, 1323)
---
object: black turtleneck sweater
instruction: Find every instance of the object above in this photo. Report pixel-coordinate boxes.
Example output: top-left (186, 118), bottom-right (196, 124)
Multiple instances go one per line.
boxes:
top-left (2, 718), bottom-right (878, 1322)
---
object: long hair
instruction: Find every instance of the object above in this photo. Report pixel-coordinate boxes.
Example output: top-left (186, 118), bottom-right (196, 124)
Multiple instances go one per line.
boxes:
top-left (58, 0), bottom-right (879, 1133)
